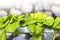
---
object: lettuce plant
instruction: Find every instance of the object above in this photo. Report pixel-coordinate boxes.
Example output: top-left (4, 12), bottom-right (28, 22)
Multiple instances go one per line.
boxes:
top-left (0, 14), bottom-right (24, 40)
top-left (0, 12), bottom-right (60, 40)
top-left (19, 12), bottom-right (54, 40)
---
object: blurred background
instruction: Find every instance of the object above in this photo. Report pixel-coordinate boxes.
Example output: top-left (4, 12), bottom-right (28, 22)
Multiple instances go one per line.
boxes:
top-left (0, 0), bottom-right (60, 40)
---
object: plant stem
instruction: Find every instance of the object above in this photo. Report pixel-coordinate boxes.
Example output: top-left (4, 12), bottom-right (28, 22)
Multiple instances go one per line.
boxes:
top-left (52, 32), bottom-right (56, 40)
top-left (32, 33), bottom-right (42, 40)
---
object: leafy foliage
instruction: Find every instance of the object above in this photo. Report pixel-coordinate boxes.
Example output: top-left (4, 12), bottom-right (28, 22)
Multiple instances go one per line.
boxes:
top-left (43, 16), bottom-right (54, 26)
top-left (53, 17), bottom-right (60, 30)
top-left (0, 12), bottom-right (60, 40)
top-left (0, 14), bottom-right (24, 40)
top-left (0, 16), bottom-right (9, 29)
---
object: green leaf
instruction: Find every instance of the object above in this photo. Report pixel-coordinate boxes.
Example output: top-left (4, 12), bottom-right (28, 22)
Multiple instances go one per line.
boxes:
top-left (5, 21), bottom-right (19, 33)
top-left (18, 15), bottom-right (25, 27)
top-left (25, 17), bottom-right (37, 25)
top-left (0, 20), bottom-right (9, 29)
top-left (9, 14), bottom-right (17, 23)
top-left (12, 14), bottom-right (17, 21)
top-left (44, 16), bottom-right (54, 26)
top-left (35, 23), bottom-right (44, 35)
top-left (53, 24), bottom-right (60, 30)
top-left (30, 12), bottom-right (48, 20)
top-left (0, 16), bottom-right (9, 29)
top-left (27, 24), bottom-right (35, 33)
top-left (18, 14), bottom-right (24, 21)
top-left (53, 17), bottom-right (60, 30)
top-left (0, 30), bottom-right (6, 40)
top-left (4, 14), bottom-right (19, 32)
top-left (10, 18), bottom-right (13, 23)
top-left (53, 17), bottom-right (60, 27)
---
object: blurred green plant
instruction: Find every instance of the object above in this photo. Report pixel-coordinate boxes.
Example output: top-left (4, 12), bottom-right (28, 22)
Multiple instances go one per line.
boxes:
top-left (21, 12), bottom-right (54, 40)
top-left (0, 12), bottom-right (60, 40)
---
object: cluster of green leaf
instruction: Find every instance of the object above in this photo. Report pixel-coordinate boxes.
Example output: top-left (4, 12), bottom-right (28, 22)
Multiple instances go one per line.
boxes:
top-left (0, 12), bottom-right (60, 40)
top-left (53, 17), bottom-right (60, 30)
top-left (18, 12), bottom-right (54, 40)
top-left (19, 12), bottom-right (60, 40)
top-left (0, 14), bottom-right (25, 40)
